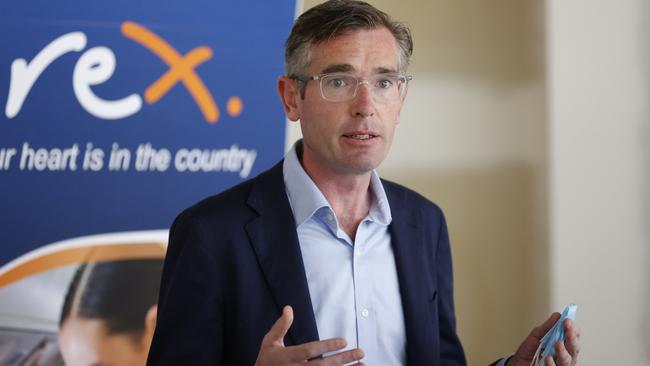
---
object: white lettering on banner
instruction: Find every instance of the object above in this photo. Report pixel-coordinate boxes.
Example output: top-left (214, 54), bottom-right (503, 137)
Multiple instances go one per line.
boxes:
top-left (5, 32), bottom-right (87, 118)
top-left (82, 143), bottom-right (104, 171)
top-left (135, 143), bottom-right (171, 172)
top-left (0, 148), bottom-right (17, 170)
top-left (5, 32), bottom-right (142, 120)
top-left (174, 145), bottom-right (257, 178)
top-left (19, 142), bottom-right (80, 171)
top-left (108, 143), bottom-right (132, 171)
top-left (73, 47), bottom-right (142, 120)
top-left (3, 142), bottom-right (257, 175)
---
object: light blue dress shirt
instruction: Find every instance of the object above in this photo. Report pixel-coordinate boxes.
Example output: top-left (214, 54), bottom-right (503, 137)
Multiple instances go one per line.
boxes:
top-left (283, 142), bottom-right (406, 365)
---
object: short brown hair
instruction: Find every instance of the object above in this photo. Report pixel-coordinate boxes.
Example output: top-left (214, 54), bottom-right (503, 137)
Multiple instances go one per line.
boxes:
top-left (285, 0), bottom-right (413, 76)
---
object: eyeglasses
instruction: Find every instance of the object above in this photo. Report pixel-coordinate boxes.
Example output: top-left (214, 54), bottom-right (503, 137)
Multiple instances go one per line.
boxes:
top-left (293, 72), bottom-right (412, 103)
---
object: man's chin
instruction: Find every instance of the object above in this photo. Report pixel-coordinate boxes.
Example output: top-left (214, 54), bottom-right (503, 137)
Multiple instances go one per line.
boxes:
top-left (338, 159), bottom-right (382, 175)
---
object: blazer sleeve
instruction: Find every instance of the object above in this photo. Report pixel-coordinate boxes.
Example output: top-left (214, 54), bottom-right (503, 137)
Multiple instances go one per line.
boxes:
top-left (436, 212), bottom-right (467, 365)
top-left (147, 211), bottom-right (224, 365)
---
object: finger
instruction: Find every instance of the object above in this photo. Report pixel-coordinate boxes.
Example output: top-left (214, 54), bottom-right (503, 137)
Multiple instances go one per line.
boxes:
top-left (531, 313), bottom-right (561, 340)
top-left (563, 319), bottom-right (581, 358)
top-left (308, 348), bottom-right (365, 366)
top-left (262, 305), bottom-right (293, 346)
top-left (554, 341), bottom-right (572, 366)
top-left (566, 318), bottom-right (581, 338)
top-left (322, 348), bottom-right (364, 366)
top-left (286, 338), bottom-right (348, 361)
top-left (544, 355), bottom-right (556, 366)
top-left (514, 312), bottom-right (561, 361)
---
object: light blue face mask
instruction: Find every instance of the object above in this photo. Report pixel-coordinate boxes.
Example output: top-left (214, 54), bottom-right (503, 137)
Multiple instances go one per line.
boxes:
top-left (531, 304), bottom-right (577, 366)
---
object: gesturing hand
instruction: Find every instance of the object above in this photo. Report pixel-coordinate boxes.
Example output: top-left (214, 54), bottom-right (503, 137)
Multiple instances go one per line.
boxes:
top-left (255, 306), bottom-right (365, 366)
top-left (507, 313), bottom-right (581, 366)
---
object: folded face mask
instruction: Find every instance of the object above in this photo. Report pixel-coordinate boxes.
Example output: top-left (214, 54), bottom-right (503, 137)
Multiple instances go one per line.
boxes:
top-left (531, 303), bottom-right (577, 366)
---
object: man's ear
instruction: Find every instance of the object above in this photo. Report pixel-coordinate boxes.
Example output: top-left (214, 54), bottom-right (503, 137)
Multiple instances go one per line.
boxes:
top-left (278, 76), bottom-right (301, 121)
top-left (145, 305), bottom-right (157, 336)
top-left (141, 305), bottom-right (157, 351)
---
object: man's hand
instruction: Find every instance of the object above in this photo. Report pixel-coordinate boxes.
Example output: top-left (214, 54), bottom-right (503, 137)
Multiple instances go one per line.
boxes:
top-left (255, 306), bottom-right (365, 366)
top-left (506, 313), bottom-right (581, 366)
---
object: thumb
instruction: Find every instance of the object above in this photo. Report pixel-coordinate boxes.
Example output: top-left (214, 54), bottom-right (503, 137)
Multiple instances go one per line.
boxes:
top-left (531, 312), bottom-right (561, 340)
top-left (513, 313), bottom-right (561, 363)
top-left (263, 305), bottom-right (293, 347)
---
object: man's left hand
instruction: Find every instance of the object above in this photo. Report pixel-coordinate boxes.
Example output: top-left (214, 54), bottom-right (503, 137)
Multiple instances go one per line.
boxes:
top-left (506, 313), bottom-right (581, 366)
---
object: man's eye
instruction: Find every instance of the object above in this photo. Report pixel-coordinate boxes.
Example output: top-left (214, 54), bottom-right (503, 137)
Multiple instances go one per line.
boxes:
top-left (328, 78), bottom-right (348, 88)
top-left (377, 79), bottom-right (394, 89)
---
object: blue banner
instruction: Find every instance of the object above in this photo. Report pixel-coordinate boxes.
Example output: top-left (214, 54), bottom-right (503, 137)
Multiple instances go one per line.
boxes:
top-left (0, 1), bottom-right (295, 364)
top-left (0, 0), bottom-right (295, 265)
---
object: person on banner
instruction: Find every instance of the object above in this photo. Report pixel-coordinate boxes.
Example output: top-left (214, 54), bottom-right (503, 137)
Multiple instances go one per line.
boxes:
top-left (147, 1), bottom-right (581, 365)
top-left (59, 259), bottom-right (162, 366)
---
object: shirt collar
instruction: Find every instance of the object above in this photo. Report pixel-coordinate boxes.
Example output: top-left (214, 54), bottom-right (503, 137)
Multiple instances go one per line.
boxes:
top-left (283, 140), bottom-right (392, 228)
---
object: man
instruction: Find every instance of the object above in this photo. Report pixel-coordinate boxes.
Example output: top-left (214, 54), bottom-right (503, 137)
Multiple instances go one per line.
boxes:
top-left (147, 1), bottom-right (580, 365)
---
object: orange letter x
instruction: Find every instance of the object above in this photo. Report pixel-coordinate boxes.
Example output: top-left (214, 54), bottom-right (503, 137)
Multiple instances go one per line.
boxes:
top-left (121, 21), bottom-right (219, 123)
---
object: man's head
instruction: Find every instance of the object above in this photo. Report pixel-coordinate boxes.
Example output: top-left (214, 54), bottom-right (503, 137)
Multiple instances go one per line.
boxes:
top-left (279, 1), bottom-right (414, 177)
top-left (285, 0), bottom-right (413, 78)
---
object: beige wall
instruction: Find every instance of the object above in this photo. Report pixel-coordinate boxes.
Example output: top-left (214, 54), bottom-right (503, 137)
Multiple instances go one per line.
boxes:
top-left (372, 1), bottom-right (549, 364)
top-left (289, 0), bottom-right (649, 364)
top-left (547, 0), bottom-right (650, 364)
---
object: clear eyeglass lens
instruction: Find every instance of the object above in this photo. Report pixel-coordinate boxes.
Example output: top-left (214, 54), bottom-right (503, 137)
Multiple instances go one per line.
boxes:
top-left (319, 74), bottom-right (406, 102)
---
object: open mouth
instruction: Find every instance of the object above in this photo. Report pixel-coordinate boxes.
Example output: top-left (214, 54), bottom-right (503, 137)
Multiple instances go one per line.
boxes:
top-left (343, 133), bottom-right (377, 140)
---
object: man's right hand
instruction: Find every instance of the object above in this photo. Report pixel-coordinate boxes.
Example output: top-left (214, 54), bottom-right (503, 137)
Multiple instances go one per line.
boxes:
top-left (255, 306), bottom-right (365, 366)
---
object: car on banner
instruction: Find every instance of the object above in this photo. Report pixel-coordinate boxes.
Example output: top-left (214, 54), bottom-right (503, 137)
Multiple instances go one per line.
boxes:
top-left (0, 231), bottom-right (167, 366)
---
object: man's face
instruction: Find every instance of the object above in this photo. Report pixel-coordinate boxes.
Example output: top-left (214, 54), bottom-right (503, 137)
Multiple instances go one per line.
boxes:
top-left (287, 27), bottom-right (407, 177)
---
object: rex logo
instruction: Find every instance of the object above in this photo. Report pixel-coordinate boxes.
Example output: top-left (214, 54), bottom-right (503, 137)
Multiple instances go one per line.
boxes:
top-left (4, 21), bottom-right (243, 123)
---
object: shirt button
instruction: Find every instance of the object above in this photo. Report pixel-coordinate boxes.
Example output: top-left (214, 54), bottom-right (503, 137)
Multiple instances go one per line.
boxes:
top-left (326, 212), bottom-right (334, 221)
top-left (361, 308), bottom-right (369, 318)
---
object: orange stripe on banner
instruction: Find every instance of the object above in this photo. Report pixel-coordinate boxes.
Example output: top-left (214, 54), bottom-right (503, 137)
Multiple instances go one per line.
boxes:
top-left (0, 243), bottom-right (166, 288)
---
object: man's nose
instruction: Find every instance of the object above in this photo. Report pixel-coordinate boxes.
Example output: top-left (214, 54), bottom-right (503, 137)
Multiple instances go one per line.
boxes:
top-left (352, 82), bottom-right (375, 117)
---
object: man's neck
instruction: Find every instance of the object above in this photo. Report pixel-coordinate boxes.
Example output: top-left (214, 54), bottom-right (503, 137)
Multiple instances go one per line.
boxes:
top-left (299, 148), bottom-right (372, 241)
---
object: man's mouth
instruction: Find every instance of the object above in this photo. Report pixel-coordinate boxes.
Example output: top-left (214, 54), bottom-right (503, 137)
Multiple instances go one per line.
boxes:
top-left (343, 132), bottom-right (377, 140)
top-left (347, 134), bottom-right (370, 140)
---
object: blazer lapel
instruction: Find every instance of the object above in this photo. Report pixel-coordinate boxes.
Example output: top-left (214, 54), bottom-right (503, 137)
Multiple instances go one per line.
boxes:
top-left (244, 162), bottom-right (320, 346)
top-left (385, 182), bottom-right (435, 365)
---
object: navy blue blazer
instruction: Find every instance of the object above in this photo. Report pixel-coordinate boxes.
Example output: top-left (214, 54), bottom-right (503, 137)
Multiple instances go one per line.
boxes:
top-left (147, 161), bottom-right (466, 365)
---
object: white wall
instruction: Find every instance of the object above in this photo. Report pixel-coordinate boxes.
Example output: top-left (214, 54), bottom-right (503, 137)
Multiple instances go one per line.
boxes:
top-left (547, 0), bottom-right (650, 364)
